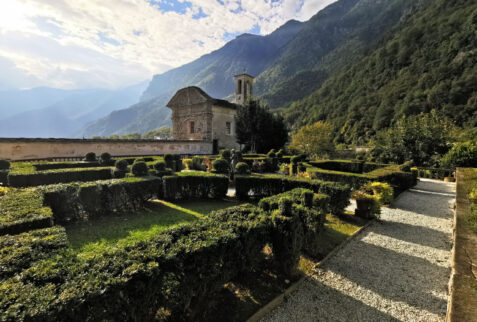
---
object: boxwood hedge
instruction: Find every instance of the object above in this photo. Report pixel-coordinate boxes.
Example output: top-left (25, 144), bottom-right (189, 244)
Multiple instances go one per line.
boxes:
top-left (8, 167), bottom-right (113, 187)
top-left (306, 162), bottom-right (416, 193)
top-left (162, 172), bottom-right (228, 201)
top-left (0, 188), bottom-right (54, 236)
top-left (235, 174), bottom-right (350, 214)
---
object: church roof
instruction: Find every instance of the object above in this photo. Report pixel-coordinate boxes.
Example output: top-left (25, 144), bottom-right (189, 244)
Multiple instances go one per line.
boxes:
top-left (167, 86), bottom-right (237, 109)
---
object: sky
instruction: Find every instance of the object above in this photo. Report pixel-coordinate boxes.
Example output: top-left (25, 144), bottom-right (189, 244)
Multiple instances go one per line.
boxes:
top-left (0, 0), bottom-right (337, 90)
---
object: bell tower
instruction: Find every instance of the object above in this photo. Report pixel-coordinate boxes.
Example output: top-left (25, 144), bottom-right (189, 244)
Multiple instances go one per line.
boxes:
top-left (234, 73), bottom-right (254, 105)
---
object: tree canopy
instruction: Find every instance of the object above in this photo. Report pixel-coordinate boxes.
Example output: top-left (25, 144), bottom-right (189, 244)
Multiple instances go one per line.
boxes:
top-left (289, 121), bottom-right (334, 157)
top-left (235, 99), bottom-right (288, 153)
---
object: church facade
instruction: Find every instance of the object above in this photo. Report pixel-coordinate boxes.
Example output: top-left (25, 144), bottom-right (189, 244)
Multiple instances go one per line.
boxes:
top-left (166, 74), bottom-right (254, 151)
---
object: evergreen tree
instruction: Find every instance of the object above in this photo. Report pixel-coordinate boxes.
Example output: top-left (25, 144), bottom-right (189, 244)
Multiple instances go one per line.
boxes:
top-left (235, 99), bottom-right (288, 153)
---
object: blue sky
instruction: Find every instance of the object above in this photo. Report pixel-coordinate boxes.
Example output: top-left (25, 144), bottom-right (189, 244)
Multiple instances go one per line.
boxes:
top-left (0, 0), bottom-right (336, 90)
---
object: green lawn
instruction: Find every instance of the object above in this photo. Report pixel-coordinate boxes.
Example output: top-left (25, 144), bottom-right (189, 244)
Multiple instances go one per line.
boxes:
top-left (65, 199), bottom-right (243, 258)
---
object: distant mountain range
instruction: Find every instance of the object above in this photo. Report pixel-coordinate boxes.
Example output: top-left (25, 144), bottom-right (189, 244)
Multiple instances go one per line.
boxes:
top-left (82, 0), bottom-right (426, 137)
top-left (0, 81), bottom-right (148, 138)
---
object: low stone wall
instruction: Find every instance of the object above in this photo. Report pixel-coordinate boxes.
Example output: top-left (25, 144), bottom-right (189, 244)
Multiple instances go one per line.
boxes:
top-left (0, 138), bottom-right (213, 161)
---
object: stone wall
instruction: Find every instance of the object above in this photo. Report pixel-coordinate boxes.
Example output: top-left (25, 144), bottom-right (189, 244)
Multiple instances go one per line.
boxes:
top-left (0, 138), bottom-right (213, 161)
top-left (212, 105), bottom-right (240, 150)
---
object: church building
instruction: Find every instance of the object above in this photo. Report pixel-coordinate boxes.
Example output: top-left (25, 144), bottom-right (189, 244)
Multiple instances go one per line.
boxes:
top-left (167, 73), bottom-right (254, 151)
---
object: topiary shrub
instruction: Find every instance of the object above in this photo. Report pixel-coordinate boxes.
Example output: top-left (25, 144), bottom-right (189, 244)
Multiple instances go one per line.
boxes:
top-left (363, 182), bottom-right (393, 205)
top-left (115, 159), bottom-right (129, 171)
top-left (164, 154), bottom-right (174, 169)
top-left (134, 158), bottom-right (145, 164)
top-left (291, 156), bottom-right (300, 165)
top-left (183, 159), bottom-right (193, 170)
top-left (213, 159), bottom-right (229, 174)
top-left (220, 149), bottom-right (231, 161)
top-left (132, 161), bottom-right (148, 177)
top-left (99, 152), bottom-right (112, 165)
top-left (84, 152), bottom-right (96, 162)
top-left (0, 160), bottom-right (10, 170)
top-left (112, 169), bottom-right (126, 178)
top-left (154, 161), bottom-right (166, 171)
top-left (235, 162), bottom-right (250, 175)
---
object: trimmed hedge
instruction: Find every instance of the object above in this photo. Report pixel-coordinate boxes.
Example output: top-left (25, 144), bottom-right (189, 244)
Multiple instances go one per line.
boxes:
top-left (0, 170), bottom-right (8, 185)
top-left (0, 160), bottom-right (11, 170)
top-left (306, 162), bottom-right (416, 193)
top-left (41, 177), bottom-right (161, 223)
top-left (0, 226), bottom-right (67, 280)
top-left (0, 182), bottom-right (327, 321)
top-left (163, 172), bottom-right (228, 200)
top-left (259, 188), bottom-right (330, 214)
top-left (8, 168), bottom-right (112, 187)
top-left (33, 161), bottom-right (103, 171)
top-left (235, 174), bottom-right (350, 214)
top-left (0, 188), bottom-right (54, 236)
top-left (308, 160), bottom-right (388, 174)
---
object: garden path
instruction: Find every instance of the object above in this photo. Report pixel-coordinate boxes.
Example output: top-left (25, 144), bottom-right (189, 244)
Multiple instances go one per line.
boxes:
top-left (262, 178), bottom-right (455, 322)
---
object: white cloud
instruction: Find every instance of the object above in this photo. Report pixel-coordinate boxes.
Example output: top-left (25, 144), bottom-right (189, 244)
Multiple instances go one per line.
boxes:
top-left (0, 0), bottom-right (337, 90)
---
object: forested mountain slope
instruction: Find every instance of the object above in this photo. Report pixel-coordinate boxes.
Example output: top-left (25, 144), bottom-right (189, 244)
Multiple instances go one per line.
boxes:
top-left (284, 0), bottom-right (477, 145)
top-left (256, 0), bottom-right (427, 108)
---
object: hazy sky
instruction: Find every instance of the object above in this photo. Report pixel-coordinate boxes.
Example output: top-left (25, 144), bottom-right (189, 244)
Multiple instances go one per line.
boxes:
top-left (0, 0), bottom-right (336, 90)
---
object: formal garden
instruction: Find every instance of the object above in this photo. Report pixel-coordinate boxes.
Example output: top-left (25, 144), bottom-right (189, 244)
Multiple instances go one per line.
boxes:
top-left (0, 150), bottom-right (418, 321)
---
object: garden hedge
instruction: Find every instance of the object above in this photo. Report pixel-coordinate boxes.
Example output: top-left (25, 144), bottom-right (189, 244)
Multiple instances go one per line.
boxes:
top-left (33, 161), bottom-right (102, 171)
top-left (8, 168), bottom-right (113, 187)
top-left (0, 188), bottom-right (54, 236)
top-left (306, 162), bottom-right (416, 193)
top-left (0, 170), bottom-right (8, 185)
top-left (235, 174), bottom-right (350, 214)
top-left (0, 191), bottom-right (325, 321)
top-left (162, 172), bottom-right (228, 201)
top-left (0, 226), bottom-right (67, 280)
top-left (41, 177), bottom-right (161, 223)
top-left (308, 160), bottom-right (388, 174)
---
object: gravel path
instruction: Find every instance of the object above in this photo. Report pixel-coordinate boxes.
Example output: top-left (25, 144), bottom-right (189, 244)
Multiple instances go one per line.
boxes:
top-left (262, 179), bottom-right (455, 322)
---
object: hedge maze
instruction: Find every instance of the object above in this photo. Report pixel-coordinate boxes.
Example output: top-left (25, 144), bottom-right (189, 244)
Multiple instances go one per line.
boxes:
top-left (0, 153), bottom-right (417, 321)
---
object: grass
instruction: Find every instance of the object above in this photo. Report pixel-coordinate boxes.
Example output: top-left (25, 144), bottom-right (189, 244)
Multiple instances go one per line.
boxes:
top-left (298, 211), bottom-right (367, 274)
top-left (65, 198), bottom-right (243, 258)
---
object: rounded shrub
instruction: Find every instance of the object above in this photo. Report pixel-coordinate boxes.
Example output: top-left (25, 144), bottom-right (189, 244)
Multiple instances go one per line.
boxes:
top-left (164, 154), bottom-right (174, 168)
top-left (132, 161), bottom-right (148, 177)
top-left (212, 158), bottom-right (229, 174)
top-left (115, 159), bottom-right (129, 171)
top-left (364, 182), bottom-right (393, 205)
top-left (235, 162), bottom-right (250, 175)
top-left (134, 158), bottom-right (145, 164)
top-left (441, 141), bottom-right (477, 168)
top-left (154, 161), bottom-right (167, 171)
top-left (112, 169), bottom-right (126, 178)
top-left (100, 152), bottom-right (112, 165)
top-left (0, 160), bottom-right (10, 170)
top-left (183, 159), bottom-right (193, 170)
top-left (84, 152), bottom-right (96, 162)
top-left (220, 149), bottom-right (231, 161)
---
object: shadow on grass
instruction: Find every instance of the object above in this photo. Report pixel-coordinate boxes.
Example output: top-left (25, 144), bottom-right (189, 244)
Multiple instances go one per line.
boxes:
top-left (65, 199), bottom-right (243, 250)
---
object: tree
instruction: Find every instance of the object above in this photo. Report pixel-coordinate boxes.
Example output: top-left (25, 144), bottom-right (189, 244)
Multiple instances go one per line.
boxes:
top-left (289, 121), bottom-right (334, 157)
top-left (142, 127), bottom-right (172, 139)
top-left (235, 99), bottom-right (288, 153)
top-left (370, 111), bottom-right (454, 166)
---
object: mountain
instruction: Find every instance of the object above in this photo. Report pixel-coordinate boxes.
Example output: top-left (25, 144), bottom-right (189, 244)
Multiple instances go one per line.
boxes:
top-left (81, 20), bottom-right (304, 137)
top-left (83, 0), bottom-right (426, 137)
top-left (255, 0), bottom-right (427, 108)
top-left (0, 87), bottom-right (75, 119)
top-left (283, 0), bottom-right (477, 144)
top-left (0, 81), bottom-right (148, 138)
